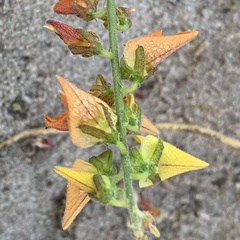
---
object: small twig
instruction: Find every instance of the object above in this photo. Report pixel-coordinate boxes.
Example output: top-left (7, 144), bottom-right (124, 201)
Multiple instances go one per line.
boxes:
top-left (0, 128), bottom-right (65, 151)
top-left (155, 123), bottom-right (240, 150)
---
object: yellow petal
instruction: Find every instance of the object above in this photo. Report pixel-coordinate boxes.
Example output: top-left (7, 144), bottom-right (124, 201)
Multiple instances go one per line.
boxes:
top-left (54, 166), bottom-right (97, 193)
top-left (159, 141), bottom-right (209, 181)
top-left (43, 25), bottom-right (58, 33)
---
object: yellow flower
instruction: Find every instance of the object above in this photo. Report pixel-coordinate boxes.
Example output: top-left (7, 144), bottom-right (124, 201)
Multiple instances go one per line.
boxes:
top-left (134, 135), bottom-right (209, 186)
top-left (44, 75), bottom-right (118, 148)
top-left (54, 159), bottom-right (98, 229)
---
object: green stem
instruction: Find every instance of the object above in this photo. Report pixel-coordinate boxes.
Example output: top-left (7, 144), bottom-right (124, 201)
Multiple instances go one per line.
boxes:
top-left (100, 49), bottom-right (113, 59)
top-left (106, 0), bottom-right (144, 238)
top-left (122, 81), bottom-right (139, 93)
top-left (110, 199), bottom-right (128, 207)
top-left (91, 8), bottom-right (107, 20)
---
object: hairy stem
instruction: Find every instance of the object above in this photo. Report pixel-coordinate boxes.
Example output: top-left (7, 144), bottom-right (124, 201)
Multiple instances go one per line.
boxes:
top-left (106, 0), bottom-right (143, 238)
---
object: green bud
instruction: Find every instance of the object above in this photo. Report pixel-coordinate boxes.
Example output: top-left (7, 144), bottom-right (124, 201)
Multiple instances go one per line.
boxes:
top-left (88, 74), bottom-right (114, 106)
top-left (93, 174), bottom-right (114, 204)
top-left (89, 149), bottom-right (117, 176)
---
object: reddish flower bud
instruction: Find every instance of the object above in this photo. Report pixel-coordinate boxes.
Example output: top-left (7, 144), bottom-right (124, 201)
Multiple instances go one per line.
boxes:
top-left (53, 0), bottom-right (99, 21)
top-left (45, 20), bottom-right (103, 57)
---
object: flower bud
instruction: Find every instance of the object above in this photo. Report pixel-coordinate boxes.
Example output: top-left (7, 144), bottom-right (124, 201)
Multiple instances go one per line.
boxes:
top-left (123, 94), bottom-right (141, 132)
top-left (88, 74), bottom-right (114, 106)
top-left (93, 174), bottom-right (117, 204)
top-left (53, 0), bottom-right (99, 21)
top-left (89, 149), bottom-right (117, 176)
top-left (97, 6), bottom-right (134, 31)
top-left (45, 19), bottom-right (103, 57)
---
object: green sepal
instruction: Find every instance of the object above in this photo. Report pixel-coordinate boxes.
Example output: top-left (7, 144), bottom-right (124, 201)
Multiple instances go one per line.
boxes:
top-left (130, 138), bottom-right (164, 182)
top-left (138, 137), bottom-right (164, 164)
top-left (124, 102), bottom-right (141, 132)
top-left (130, 147), bottom-right (147, 174)
top-left (88, 74), bottom-right (114, 106)
top-left (101, 6), bottom-right (133, 31)
top-left (130, 46), bottom-right (147, 84)
top-left (99, 103), bottom-right (116, 131)
top-left (79, 124), bottom-right (118, 145)
top-left (89, 149), bottom-right (117, 176)
top-left (93, 174), bottom-right (124, 205)
top-left (148, 173), bottom-right (161, 185)
top-left (149, 138), bottom-right (164, 165)
top-left (120, 57), bottom-right (133, 79)
top-left (120, 47), bottom-right (146, 84)
top-left (73, 29), bottom-right (103, 57)
top-left (93, 174), bottom-right (114, 204)
top-left (134, 46), bottom-right (145, 74)
top-left (78, 124), bottom-right (108, 139)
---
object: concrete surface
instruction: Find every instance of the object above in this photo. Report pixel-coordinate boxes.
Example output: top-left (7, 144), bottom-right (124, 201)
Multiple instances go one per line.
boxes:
top-left (1, 0), bottom-right (240, 239)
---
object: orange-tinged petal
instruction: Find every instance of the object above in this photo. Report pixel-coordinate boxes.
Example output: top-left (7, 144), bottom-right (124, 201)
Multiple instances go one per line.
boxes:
top-left (159, 141), bottom-right (209, 181)
top-left (59, 91), bottom-right (69, 112)
top-left (56, 75), bottom-right (117, 148)
top-left (63, 184), bottom-right (90, 230)
top-left (44, 112), bottom-right (68, 131)
top-left (140, 115), bottom-right (159, 135)
top-left (123, 30), bottom-right (198, 70)
top-left (62, 159), bottom-right (95, 230)
top-left (71, 158), bottom-right (97, 172)
top-left (44, 91), bottom-right (69, 131)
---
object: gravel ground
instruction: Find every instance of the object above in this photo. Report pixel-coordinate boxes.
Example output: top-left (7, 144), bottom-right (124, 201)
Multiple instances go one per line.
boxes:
top-left (1, 0), bottom-right (240, 240)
